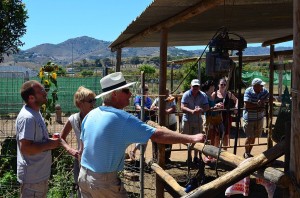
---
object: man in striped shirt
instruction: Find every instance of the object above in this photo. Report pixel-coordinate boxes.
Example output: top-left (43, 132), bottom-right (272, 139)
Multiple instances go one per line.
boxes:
top-left (243, 78), bottom-right (269, 159)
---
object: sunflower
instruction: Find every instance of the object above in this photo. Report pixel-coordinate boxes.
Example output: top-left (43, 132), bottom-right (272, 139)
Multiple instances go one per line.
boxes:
top-left (44, 80), bottom-right (50, 86)
top-left (52, 72), bottom-right (57, 80)
top-left (39, 71), bottom-right (44, 78)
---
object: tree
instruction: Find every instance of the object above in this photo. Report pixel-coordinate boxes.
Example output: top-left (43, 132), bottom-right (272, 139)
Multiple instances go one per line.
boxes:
top-left (95, 58), bottom-right (102, 67)
top-left (82, 59), bottom-right (88, 67)
top-left (130, 56), bottom-right (141, 65)
top-left (138, 64), bottom-right (156, 80)
top-left (0, 0), bottom-right (28, 63)
top-left (81, 70), bottom-right (93, 77)
top-left (102, 57), bottom-right (112, 67)
top-left (181, 61), bottom-right (209, 91)
top-left (150, 56), bottom-right (160, 65)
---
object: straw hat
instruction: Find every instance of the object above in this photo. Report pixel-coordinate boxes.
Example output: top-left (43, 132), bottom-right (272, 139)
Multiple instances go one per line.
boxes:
top-left (95, 72), bottom-right (136, 98)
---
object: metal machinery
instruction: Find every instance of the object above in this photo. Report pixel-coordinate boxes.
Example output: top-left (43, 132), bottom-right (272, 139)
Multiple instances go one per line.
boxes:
top-left (206, 28), bottom-right (247, 77)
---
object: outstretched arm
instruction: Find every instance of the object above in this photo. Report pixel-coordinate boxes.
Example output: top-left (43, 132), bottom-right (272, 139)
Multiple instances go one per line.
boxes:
top-left (150, 127), bottom-right (205, 144)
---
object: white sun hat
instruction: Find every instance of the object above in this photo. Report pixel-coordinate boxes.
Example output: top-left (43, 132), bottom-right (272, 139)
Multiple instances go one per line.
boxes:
top-left (95, 72), bottom-right (136, 98)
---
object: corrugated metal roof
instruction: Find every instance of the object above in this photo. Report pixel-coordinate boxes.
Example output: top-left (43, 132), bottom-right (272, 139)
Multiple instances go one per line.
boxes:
top-left (110, 0), bottom-right (293, 50)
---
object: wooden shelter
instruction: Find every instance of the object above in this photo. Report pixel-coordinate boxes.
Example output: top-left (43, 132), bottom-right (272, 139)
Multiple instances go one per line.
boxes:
top-left (109, 0), bottom-right (299, 197)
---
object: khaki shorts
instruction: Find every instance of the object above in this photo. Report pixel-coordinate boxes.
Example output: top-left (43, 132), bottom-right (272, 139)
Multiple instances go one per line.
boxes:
top-left (78, 166), bottom-right (127, 198)
top-left (20, 179), bottom-right (48, 198)
top-left (182, 121), bottom-right (203, 135)
top-left (243, 119), bottom-right (264, 137)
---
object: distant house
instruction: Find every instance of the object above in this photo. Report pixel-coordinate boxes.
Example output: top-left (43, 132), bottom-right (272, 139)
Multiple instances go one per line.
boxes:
top-left (0, 66), bottom-right (38, 78)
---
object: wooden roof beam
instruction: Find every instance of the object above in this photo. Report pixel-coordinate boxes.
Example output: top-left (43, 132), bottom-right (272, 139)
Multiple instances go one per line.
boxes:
top-left (273, 49), bottom-right (293, 57)
top-left (110, 0), bottom-right (223, 51)
top-left (261, 35), bottom-right (293, 47)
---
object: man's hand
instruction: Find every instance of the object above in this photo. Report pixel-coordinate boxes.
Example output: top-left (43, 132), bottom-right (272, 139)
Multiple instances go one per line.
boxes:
top-left (257, 99), bottom-right (265, 106)
top-left (68, 148), bottom-right (80, 159)
top-left (194, 133), bottom-right (206, 143)
top-left (48, 138), bottom-right (61, 149)
top-left (193, 106), bottom-right (203, 114)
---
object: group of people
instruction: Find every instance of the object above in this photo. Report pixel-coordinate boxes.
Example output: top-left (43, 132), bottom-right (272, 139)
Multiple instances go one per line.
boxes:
top-left (15, 72), bottom-right (268, 197)
top-left (201, 77), bottom-right (269, 161)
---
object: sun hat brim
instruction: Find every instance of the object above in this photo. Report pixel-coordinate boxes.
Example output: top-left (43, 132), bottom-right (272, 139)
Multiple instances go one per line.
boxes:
top-left (95, 82), bottom-right (136, 99)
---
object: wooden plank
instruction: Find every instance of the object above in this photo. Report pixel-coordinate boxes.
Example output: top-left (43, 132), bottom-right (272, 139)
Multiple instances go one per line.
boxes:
top-left (262, 35), bottom-right (293, 47)
top-left (273, 49), bottom-right (293, 57)
top-left (149, 162), bottom-right (187, 197)
top-left (192, 143), bottom-right (290, 188)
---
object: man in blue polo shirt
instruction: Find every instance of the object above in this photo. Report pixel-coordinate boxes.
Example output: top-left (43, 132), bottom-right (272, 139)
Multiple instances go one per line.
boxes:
top-left (78, 72), bottom-right (206, 197)
top-left (181, 79), bottom-right (209, 163)
top-left (243, 78), bottom-right (269, 159)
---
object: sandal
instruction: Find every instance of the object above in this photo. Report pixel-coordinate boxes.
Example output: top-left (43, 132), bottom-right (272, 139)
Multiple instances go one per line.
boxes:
top-left (203, 156), bottom-right (211, 163)
top-left (243, 153), bottom-right (253, 159)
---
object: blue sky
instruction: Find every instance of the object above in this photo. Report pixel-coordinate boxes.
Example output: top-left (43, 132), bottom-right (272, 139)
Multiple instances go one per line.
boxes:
top-left (21, 0), bottom-right (152, 50)
top-left (21, 0), bottom-right (292, 50)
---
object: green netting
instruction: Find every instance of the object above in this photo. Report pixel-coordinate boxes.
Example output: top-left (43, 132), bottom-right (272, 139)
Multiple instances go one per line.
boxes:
top-left (31, 76), bottom-right (103, 114)
top-left (242, 71), bottom-right (291, 86)
top-left (0, 76), bottom-right (103, 114)
top-left (0, 73), bottom-right (25, 114)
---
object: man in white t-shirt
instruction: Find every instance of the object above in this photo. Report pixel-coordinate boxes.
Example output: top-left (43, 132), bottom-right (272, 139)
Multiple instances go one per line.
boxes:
top-left (16, 80), bottom-right (60, 197)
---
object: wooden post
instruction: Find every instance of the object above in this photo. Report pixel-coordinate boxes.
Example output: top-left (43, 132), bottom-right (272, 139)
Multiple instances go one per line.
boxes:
top-left (278, 56), bottom-right (284, 98)
top-left (115, 48), bottom-right (122, 72)
top-left (171, 63), bottom-right (174, 91)
top-left (268, 45), bottom-right (274, 149)
top-left (140, 71), bottom-right (145, 198)
top-left (290, 0), bottom-right (300, 197)
top-left (156, 28), bottom-right (168, 198)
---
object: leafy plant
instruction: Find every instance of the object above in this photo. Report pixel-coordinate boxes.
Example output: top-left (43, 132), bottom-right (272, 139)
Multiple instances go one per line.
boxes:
top-left (0, 137), bottom-right (17, 175)
top-left (0, 170), bottom-right (19, 197)
top-left (0, 137), bottom-right (18, 197)
top-left (48, 147), bottom-right (75, 197)
top-left (0, 0), bottom-right (28, 63)
top-left (38, 61), bottom-right (59, 125)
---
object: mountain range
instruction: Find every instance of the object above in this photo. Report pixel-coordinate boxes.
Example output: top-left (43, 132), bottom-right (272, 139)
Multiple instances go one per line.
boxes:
top-left (0, 36), bottom-right (292, 69)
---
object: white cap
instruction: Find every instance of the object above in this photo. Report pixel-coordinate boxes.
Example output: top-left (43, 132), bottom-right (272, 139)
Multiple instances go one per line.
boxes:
top-left (251, 78), bottom-right (266, 86)
top-left (191, 79), bottom-right (200, 86)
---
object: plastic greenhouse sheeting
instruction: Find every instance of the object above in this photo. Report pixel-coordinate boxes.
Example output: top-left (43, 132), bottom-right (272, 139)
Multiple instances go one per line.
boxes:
top-left (242, 71), bottom-right (291, 86)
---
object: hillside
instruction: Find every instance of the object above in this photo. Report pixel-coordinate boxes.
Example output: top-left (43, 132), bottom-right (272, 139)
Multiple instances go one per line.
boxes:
top-left (0, 36), bottom-right (292, 69)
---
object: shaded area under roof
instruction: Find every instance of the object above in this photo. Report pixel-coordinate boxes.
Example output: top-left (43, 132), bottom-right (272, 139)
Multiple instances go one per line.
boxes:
top-left (110, 0), bottom-right (293, 51)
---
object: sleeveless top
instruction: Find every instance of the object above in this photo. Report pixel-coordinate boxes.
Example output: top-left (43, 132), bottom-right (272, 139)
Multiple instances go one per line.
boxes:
top-left (215, 91), bottom-right (230, 109)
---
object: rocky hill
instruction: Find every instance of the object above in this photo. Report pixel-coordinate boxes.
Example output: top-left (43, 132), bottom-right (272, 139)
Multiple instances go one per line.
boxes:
top-left (0, 36), bottom-right (292, 69)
